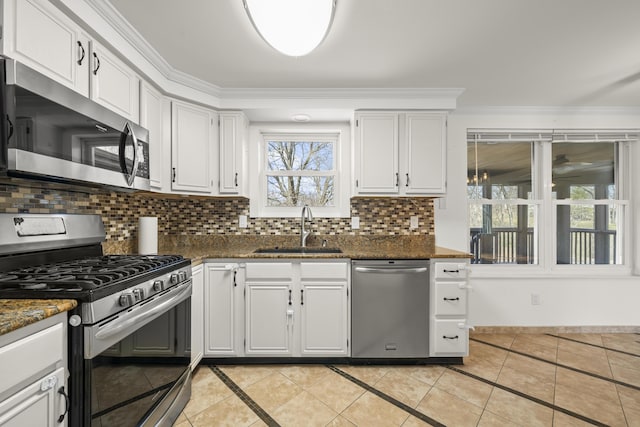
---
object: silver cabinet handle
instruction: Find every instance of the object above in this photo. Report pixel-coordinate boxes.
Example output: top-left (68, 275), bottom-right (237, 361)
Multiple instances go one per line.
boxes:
top-left (354, 267), bottom-right (427, 274)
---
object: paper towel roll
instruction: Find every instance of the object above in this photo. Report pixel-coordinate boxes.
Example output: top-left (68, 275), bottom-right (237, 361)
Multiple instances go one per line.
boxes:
top-left (138, 217), bottom-right (158, 255)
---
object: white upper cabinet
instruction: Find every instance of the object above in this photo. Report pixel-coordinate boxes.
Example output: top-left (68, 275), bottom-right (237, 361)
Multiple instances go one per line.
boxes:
top-left (171, 100), bottom-right (218, 193)
top-left (402, 112), bottom-right (447, 194)
top-left (3, 0), bottom-right (90, 97)
top-left (3, 0), bottom-right (140, 123)
top-left (89, 40), bottom-right (140, 123)
top-left (219, 112), bottom-right (247, 195)
top-left (354, 112), bottom-right (399, 193)
top-left (354, 111), bottom-right (447, 196)
top-left (139, 82), bottom-right (168, 190)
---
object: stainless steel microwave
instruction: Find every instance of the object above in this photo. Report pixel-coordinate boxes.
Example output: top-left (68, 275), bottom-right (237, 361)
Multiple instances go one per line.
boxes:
top-left (0, 58), bottom-right (150, 190)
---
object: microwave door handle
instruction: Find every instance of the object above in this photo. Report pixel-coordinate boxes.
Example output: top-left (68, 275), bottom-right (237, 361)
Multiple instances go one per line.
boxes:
top-left (118, 122), bottom-right (138, 186)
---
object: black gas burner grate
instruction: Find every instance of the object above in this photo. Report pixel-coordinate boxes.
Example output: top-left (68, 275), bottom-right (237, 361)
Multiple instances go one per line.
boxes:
top-left (0, 254), bottom-right (185, 292)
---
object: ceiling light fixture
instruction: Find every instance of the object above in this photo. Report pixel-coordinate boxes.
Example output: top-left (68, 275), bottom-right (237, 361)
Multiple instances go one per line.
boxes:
top-left (243, 0), bottom-right (337, 57)
top-left (292, 114), bottom-right (311, 122)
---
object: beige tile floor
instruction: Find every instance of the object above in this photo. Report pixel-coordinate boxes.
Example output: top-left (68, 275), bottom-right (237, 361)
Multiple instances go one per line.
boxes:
top-left (173, 333), bottom-right (640, 426)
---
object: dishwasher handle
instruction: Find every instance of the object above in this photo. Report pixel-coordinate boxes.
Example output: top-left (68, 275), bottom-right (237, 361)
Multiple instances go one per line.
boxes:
top-left (354, 266), bottom-right (428, 274)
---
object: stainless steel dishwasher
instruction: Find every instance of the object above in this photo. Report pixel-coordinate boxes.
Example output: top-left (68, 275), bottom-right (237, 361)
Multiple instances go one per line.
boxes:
top-left (352, 260), bottom-right (429, 358)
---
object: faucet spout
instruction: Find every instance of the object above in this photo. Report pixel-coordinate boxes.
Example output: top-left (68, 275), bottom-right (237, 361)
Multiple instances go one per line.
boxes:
top-left (300, 205), bottom-right (313, 247)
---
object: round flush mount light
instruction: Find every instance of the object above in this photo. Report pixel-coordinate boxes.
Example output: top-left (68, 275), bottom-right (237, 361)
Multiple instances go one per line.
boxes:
top-left (243, 0), bottom-right (337, 57)
top-left (292, 114), bottom-right (311, 122)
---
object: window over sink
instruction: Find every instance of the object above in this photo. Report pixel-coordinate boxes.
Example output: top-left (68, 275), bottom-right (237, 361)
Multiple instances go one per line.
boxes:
top-left (249, 125), bottom-right (350, 218)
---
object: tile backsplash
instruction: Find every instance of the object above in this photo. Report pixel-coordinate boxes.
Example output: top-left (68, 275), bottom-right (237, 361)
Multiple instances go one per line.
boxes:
top-left (0, 178), bottom-right (435, 242)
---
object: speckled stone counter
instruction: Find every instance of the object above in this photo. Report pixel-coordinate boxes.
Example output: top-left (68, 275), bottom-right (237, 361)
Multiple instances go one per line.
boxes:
top-left (105, 234), bottom-right (470, 266)
top-left (0, 299), bottom-right (77, 336)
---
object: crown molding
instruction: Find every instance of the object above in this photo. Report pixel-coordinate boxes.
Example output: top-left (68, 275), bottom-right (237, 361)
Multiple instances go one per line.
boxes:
top-left (77, 1), bottom-right (464, 110)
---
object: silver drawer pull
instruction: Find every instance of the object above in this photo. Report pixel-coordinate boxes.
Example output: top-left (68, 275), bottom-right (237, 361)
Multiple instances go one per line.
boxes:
top-left (443, 335), bottom-right (459, 340)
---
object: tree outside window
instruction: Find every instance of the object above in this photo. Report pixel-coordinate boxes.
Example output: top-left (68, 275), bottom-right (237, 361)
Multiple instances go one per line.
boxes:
top-left (265, 136), bottom-right (337, 208)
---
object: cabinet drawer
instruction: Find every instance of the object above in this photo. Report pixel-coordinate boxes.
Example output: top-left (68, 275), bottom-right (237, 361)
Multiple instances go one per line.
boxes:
top-left (300, 262), bottom-right (348, 280)
top-left (432, 320), bottom-right (468, 356)
top-left (433, 262), bottom-right (468, 279)
top-left (0, 323), bottom-right (64, 394)
top-left (434, 282), bottom-right (467, 315)
top-left (245, 262), bottom-right (293, 280)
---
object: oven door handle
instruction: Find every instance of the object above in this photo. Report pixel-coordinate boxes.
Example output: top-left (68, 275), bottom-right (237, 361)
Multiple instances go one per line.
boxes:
top-left (95, 282), bottom-right (191, 341)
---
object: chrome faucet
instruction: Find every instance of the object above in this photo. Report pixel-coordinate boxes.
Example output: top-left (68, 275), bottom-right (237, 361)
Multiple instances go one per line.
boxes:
top-left (300, 204), bottom-right (313, 247)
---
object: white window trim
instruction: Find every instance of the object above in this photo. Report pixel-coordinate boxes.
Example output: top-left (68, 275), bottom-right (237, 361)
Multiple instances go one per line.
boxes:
top-left (249, 123), bottom-right (351, 218)
top-left (467, 131), bottom-right (634, 278)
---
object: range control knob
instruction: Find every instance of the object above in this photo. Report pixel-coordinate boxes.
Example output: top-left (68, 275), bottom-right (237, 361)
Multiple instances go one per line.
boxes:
top-left (169, 273), bottom-right (179, 284)
top-left (132, 288), bottom-right (145, 301)
top-left (153, 280), bottom-right (164, 291)
top-left (178, 271), bottom-right (187, 282)
top-left (119, 291), bottom-right (135, 307)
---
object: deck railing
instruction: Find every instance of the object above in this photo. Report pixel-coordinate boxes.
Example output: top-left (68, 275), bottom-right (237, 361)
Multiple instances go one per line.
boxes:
top-left (469, 228), bottom-right (616, 264)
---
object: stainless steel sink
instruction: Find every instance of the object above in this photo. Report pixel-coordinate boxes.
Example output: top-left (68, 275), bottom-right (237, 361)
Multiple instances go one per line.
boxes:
top-left (253, 247), bottom-right (343, 254)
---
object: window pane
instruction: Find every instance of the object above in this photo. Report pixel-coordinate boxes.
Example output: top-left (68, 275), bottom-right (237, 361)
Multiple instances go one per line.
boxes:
top-left (267, 176), bottom-right (334, 207)
top-left (469, 204), bottom-right (536, 265)
top-left (467, 142), bottom-right (532, 200)
top-left (556, 204), bottom-right (620, 264)
top-left (552, 142), bottom-right (615, 199)
top-left (267, 141), bottom-right (333, 171)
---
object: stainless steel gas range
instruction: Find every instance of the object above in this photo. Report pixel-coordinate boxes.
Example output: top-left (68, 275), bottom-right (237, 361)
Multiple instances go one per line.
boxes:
top-left (0, 213), bottom-right (192, 426)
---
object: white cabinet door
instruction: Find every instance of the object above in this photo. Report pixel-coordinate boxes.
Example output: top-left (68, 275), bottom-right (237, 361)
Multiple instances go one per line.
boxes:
top-left (219, 112), bottom-right (246, 195)
top-left (90, 40), bottom-right (140, 123)
top-left (245, 282), bottom-right (292, 356)
top-left (300, 282), bottom-right (348, 356)
top-left (0, 367), bottom-right (66, 427)
top-left (354, 112), bottom-right (399, 194)
top-left (140, 82), bottom-right (166, 190)
top-left (354, 111), bottom-right (447, 196)
top-left (204, 264), bottom-right (241, 356)
top-left (171, 101), bottom-right (216, 193)
top-left (5, 0), bottom-right (90, 96)
top-left (403, 112), bottom-right (447, 194)
top-left (191, 265), bottom-right (204, 367)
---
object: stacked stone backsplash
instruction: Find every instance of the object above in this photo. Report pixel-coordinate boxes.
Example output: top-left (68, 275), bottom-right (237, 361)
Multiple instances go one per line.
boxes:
top-left (0, 178), bottom-right (435, 243)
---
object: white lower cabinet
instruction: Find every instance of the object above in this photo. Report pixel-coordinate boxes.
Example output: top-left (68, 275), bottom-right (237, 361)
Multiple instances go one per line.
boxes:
top-left (430, 260), bottom-right (471, 357)
top-left (0, 313), bottom-right (68, 426)
top-left (191, 264), bottom-right (204, 367)
top-left (203, 260), bottom-right (350, 358)
top-left (203, 263), bottom-right (243, 356)
top-left (299, 262), bottom-right (349, 356)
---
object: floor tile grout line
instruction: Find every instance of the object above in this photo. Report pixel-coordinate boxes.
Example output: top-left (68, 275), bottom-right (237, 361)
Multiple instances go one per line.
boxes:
top-left (445, 366), bottom-right (607, 427)
top-left (208, 366), bottom-right (281, 427)
top-left (327, 365), bottom-right (446, 427)
top-left (546, 333), bottom-right (640, 358)
top-left (471, 337), bottom-right (640, 392)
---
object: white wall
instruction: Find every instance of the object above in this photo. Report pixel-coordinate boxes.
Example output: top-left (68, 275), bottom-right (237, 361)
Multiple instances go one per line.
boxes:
top-left (436, 108), bottom-right (640, 327)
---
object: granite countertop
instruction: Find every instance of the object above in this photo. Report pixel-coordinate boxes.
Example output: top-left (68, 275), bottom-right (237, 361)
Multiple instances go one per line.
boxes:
top-left (109, 234), bottom-right (472, 266)
top-left (0, 299), bottom-right (77, 337)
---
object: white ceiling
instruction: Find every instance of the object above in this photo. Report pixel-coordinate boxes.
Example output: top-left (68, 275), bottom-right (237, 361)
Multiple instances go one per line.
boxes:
top-left (109, 0), bottom-right (640, 115)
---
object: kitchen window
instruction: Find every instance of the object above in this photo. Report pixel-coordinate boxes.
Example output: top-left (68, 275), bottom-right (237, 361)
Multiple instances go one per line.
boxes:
top-left (250, 128), bottom-right (350, 217)
top-left (468, 130), bottom-right (634, 272)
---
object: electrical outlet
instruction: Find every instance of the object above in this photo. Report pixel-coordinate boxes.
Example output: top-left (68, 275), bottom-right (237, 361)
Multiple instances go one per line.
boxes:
top-left (351, 217), bottom-right (360, 229)
top-left (410, 216), bottom-right (419, 229)
top-left (531, 294), bottom-right (541, 305)
top-left (239, 215), bottom-right (248, 228)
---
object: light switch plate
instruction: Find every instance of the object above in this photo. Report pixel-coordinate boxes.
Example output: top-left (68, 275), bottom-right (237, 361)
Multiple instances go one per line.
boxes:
top-left (351, 216), bottom-right (360, 229)
top-left (410, 216), bottom-right (419, 229)
top-left (239, 215), bottom-right (248, 228)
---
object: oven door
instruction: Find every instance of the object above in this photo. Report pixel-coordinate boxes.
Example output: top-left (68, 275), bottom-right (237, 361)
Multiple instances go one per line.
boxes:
top-left (82, 281), bottom-right (192, 427)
